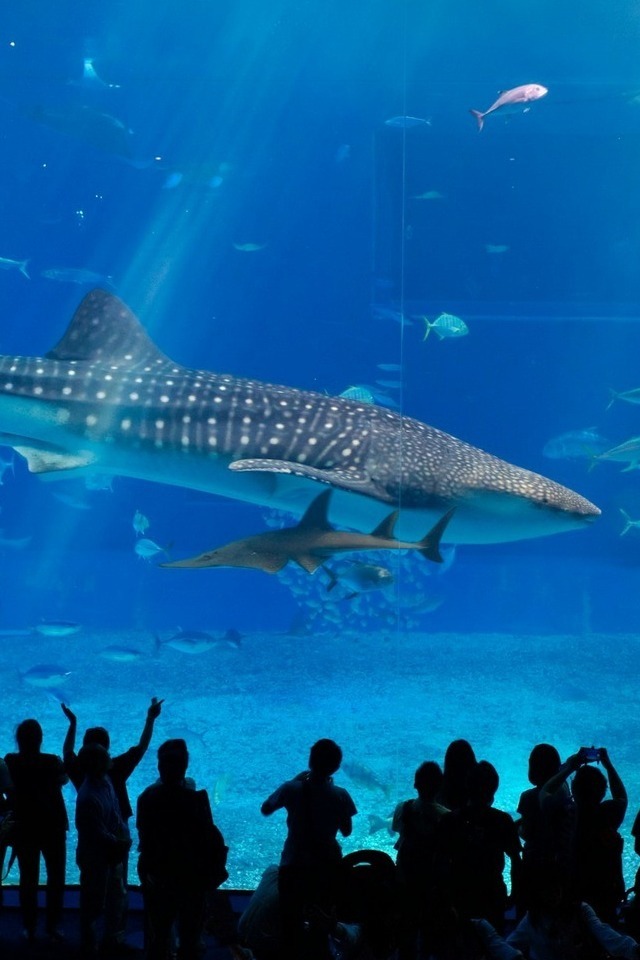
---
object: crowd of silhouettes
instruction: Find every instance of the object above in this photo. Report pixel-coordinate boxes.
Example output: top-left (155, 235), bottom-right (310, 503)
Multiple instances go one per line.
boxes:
top-left (2, 722), bottom-right (640, 960)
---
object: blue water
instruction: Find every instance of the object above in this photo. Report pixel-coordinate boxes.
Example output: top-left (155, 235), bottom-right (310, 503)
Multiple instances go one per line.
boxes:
top-left (1, 0), bottom-right (640, 888)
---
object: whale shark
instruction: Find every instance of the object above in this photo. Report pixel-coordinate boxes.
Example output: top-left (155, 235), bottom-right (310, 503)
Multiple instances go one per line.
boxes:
top-left (0, 290), bottom-right (599, 544)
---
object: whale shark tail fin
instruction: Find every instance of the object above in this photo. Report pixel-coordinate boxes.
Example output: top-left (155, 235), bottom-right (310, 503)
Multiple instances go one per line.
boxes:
top-left (418, 508), bottom-right (456, 563)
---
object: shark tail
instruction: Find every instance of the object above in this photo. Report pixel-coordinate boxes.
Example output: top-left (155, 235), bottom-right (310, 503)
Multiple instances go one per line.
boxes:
top-left (417, 508), bottom-right (456, 563)
top-left (153, 633), bottom-right (164, 656)
top-left (620, 509), bottom-right (633, 536)
top-left (606, 388), bottom-right (619, 411)
top-left (469, 109), bottom-right (484, 132)
top-left (20, 259), bottom-right (30, 279)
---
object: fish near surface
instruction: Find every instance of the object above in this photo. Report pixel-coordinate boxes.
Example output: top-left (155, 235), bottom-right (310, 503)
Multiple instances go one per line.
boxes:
top-left (162, 490), bottom-right (453, 574)
top-left (470, 83), bottom-right (548, 132)
top-left (0, 289), bottom-right (599, 545)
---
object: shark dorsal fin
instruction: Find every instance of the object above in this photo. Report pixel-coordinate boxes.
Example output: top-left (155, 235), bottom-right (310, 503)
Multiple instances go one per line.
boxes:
top-left (370, 511), bottom-right (398, 539)
top-left (45, 289), bottom-right (175, 368)
top-left (297, 489), bottom-right (333, 531)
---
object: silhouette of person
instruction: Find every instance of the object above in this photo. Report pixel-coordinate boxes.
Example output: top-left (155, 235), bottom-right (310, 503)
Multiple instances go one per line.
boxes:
top-left (75, 743), bottom-right (132, 958)
top-left (436, 759), bottom-right (522, 933)
top-left (62, 696), bottom-right (163, 951)
top-left (517, 743), bottom-right (576, 908)
top-left (392, 760), bottom-right (448, 959)
top-left (540, 747), bottom-right (627, 925)
top-left (572, 748), bottom-right (627, 925)
top-left (261, 738), bottom-right (357, 960)
top-left (137, 738), bottom-right (229, 960)
top-left (0, 755), bottom-right (13, 910)
top-left (507, 862), bottom-right (639, 960)
top-left (4, 718), bottom-right (68, 942)
top-left (422, 889), bottom-right (523, 960)
top-left (437, 739), bottom-right (477, 812)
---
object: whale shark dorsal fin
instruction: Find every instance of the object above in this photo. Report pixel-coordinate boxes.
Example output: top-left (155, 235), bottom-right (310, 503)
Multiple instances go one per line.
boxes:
top-left (45, 289), bottom-right (175, 368)
top-left (297, 489), bottom-right (334, 531)
top-left (370, 511), bottom-right (398, 539)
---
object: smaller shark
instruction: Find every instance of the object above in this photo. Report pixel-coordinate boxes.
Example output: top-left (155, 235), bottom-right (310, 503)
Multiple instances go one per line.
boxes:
top-left (162, 489), bottom-right (454, 575)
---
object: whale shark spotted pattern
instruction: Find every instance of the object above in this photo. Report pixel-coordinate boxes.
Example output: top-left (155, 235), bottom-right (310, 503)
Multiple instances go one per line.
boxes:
top-left (0, 290), bottom-right (599, 544)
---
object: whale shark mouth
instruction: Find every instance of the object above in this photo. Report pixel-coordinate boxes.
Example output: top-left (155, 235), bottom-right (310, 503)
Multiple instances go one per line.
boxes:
top-left (0, 289), bottom-right (600, 545)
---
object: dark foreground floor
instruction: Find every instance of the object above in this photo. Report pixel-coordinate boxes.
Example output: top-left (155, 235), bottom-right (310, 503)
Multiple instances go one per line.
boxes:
top-left (0, 887), bottom-right (251, 959)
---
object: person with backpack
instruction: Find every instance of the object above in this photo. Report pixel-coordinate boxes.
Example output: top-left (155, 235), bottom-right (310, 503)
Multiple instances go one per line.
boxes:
top-left (137, 739), bottom-right (229, 960)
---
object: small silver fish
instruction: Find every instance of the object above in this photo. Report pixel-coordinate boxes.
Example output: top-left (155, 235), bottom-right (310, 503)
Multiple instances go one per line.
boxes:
top-left (35, 620), bottom-right (81, 638)
top-left (596, 437), bottom-right (640, 471)
top-left (620, 509), bottom-right (640, 536)
top-left (21, 664), bottom-right (72, 688)
top-left (41, 267), bottom-right (113, 285)
top-left (99, 644), bottom-right (145, 663)
top-left (339, 386), bottom-right (375, 404)
top-left (375, 379), bottom-right (402, 390)
top-left (377, 363), bottom-right (402, 372)
top-left (542, 428), bottom-right (609, 461)
top-left (411, 190), bottom-right (445, 200)
top-left (422, 313), bottom-right (469, 341)
top-left (326, 562), bottom-right (394, 599)
top-left (135, 538), bottom-right (169, 561)
top-left (607, 387), bottom-right (640, 410)
top-left (485, 244), bottom-right (510, 254)
top-left (133, 509), bottom-right (150, 536)
top-left (470, 83), bottom-right (548, 132)
top-left (156, 630), bottom-right (219, 654)
top-left (0, 256), bottom-right (30, 279)
top-left (371, 305), bottom-right (413, 326)
top-left (342, 760), bottom-right (390, 797)
top-left (232, 243), bottom-right (266, 252)
top-left (385, 116), bottom-right (431, 128)
top-left (367, 813), bottom-right (395, 836)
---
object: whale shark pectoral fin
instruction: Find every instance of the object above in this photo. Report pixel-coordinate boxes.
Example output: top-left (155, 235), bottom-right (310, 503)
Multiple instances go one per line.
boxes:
top-left (13, 445), bottom-right (96, 474)
top-left (229, 458), bottom-right (387, 498)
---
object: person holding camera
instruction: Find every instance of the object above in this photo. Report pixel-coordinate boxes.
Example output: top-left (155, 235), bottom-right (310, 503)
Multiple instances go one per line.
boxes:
top-left (540, 746), bottom-right (627, 925)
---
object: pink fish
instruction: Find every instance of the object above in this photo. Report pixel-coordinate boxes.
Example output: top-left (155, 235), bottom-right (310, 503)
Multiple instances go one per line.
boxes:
top-left (469, 83), bottom-right (548, 132)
